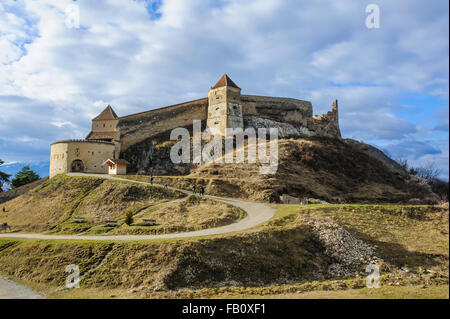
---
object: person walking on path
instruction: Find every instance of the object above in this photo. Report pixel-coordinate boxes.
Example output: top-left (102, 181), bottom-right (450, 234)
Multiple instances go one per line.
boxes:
top-left (192, 185), bottom-right (196, 194)
top-left (150, 175), bottom-right (154, 185)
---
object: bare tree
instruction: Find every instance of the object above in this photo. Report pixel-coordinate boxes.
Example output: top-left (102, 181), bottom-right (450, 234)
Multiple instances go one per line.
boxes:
top-left (414, 162), bottom-right (441, 183)
top-left (395, 158), bottom-right (409, 171)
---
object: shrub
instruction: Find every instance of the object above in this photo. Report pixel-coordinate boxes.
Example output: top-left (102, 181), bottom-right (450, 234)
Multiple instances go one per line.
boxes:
top-left (125, 211), bottom-right (133, 226)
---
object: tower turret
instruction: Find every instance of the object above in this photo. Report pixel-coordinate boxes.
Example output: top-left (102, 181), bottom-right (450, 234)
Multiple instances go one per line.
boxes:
top-left (86, 105), bottom-right (119, 142)
top-left (206, 74), bottom-right (244, 136)
top-left (86, 105), bottom-right (121, 157)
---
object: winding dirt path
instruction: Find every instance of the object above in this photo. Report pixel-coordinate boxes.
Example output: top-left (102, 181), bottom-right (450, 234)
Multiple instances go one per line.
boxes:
top-left (0, 173), bottom-right (275, 241)
top-left (0, 275), bottom-right (43, 299)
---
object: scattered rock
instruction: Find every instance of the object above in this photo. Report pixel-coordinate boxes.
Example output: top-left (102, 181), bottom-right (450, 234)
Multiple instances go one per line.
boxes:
top-left (306, 220), bottom-right (380, 278)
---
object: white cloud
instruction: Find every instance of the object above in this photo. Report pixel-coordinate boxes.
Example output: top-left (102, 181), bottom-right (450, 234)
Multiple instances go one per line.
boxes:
top-left (0, 0), bottom-right (448, 179)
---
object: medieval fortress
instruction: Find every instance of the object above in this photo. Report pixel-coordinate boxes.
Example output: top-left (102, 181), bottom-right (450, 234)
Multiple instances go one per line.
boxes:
top-left (49, 74), bottom-right (341, 178)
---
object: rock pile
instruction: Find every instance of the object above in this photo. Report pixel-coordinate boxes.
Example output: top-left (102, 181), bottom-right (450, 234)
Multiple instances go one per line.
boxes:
top-left (307, 220), bottom-right (380, 278)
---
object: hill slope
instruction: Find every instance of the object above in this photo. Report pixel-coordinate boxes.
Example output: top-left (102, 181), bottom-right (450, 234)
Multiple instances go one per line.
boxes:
top-left (127, 137), bottom-right (436, 203)
top-left (0, 175), bottom-right (243, 234)
top-left (0, 203), bottom-right (447, 298)
top-left (0, 177), bottom-right (48, 204)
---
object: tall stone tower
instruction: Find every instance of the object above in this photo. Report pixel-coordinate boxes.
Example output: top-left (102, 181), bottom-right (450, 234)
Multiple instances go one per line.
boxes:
top-left (207, 74), bottom-right (244, 136)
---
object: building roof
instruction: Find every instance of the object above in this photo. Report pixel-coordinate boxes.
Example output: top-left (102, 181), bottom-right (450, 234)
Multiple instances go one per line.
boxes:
top-left (211, 74), bottom-right (240, 89)
top-left (118, 97), bottom-right (208, 120)
top-left (51, 139), bottom-right (114, 146)
top-left (93, 105), bottom-right (118, 121)
top-left (103, 158), bottom-right (130, 166)
top-left (86, 131), bottom-right (117, 141)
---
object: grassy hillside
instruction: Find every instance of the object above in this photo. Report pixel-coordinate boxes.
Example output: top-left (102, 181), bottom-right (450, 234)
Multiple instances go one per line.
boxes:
top-left (0, 175), bottom-right (243, 234)
top-left (0, 177), bottom-right (48, 204)
top-left (0, 203), bottom-right (447, 299)
top-left (102, 196), bottom-right (245, 235)
top-left (191, 138), bottom-right (437, 203)
top-left (270, 204), bottom-right (449, 272)
top-left (120, 138), bottom-right (436, 204)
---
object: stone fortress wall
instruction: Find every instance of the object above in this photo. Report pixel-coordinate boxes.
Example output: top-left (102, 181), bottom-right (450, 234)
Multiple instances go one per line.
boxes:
top-left (49, 74), bottom-right (341, 177)
top-left (118, 98), bottom-right (209, 152)
top-left (117, 93), bottom-right (340, 153)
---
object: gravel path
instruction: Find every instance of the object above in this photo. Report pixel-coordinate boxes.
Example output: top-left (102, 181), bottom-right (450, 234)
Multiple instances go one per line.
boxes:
top-left (0, 173), bottom-right (275, 241)
top-left (0, 275), bottom-right (43, 299)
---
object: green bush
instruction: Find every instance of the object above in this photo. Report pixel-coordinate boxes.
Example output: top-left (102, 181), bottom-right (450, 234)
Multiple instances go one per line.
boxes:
top-left (125, 211), bottom-right (134, 226)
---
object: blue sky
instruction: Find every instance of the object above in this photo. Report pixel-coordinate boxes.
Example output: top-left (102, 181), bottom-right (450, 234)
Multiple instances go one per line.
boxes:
top-left (0, 0), bottom-right (448, 180)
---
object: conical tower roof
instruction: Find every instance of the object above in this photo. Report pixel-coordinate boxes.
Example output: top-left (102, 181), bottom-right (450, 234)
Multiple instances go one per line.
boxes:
top-left (93, 105), bottom-right (118, 120)
top-left (211, 74), bottom-right (240, 89)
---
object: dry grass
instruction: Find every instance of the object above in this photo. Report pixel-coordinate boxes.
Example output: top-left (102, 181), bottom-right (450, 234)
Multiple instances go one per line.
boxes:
top-left (43, 282), bottom-right (449, 299)
top-left (0, 175), bottom-right (244, 235)
top-left (122, 138), bottom-right (435, 203)
top-left (0, 177), bottom-right (48, 204)
top-left (1, 203), bottom-right (447, 299)
top-left (270, 204), bottom-right (449, 273)
top-left (107, 196), bottom-right (245, 235)
top-left (0, 179), bottom-right (447, 300)
top-left (0, 175), bottom-right (183, 233)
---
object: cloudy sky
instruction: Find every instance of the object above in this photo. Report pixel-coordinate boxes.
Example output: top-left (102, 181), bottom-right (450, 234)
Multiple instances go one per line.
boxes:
top-left (0, 0), bottom-right (448, 179)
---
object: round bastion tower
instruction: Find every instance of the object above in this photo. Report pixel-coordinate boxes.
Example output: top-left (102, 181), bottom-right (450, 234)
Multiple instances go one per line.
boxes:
top-left (49, 105), bottom-right (121, 178)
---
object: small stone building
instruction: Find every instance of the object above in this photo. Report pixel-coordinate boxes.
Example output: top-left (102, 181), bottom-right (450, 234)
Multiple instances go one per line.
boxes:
top-left (103, 159), bottom-right (130, 175)
top-left (280, 194), bottom-right (307, 205)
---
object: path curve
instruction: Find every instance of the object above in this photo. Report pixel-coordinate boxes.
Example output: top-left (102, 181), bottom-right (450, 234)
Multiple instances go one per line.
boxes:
top-left (0, 275), bottom-right (43, 299)
top-left (0, 173), bottom-right (275, 241)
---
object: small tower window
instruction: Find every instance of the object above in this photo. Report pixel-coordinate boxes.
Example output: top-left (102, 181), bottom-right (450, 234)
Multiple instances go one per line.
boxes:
top-left (103, 124), bottom-right (105, 127)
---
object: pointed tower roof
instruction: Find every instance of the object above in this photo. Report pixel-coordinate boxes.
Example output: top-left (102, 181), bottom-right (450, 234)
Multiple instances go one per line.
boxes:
top-left (211, 74), bottom-right (240, 89)
top-left (93, 105), bottom-right (118, 120)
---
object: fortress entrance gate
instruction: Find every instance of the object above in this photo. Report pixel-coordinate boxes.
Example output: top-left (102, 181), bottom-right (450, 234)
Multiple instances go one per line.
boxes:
top-left (71, 160), bottom-right (85, 172)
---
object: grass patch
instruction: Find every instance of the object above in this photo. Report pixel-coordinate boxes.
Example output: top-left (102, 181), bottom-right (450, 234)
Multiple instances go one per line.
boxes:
top-left (269, 204), bottom-right (449, 272)
top-left (0, 175), bottom-right (183, 234)
top-left (0, 201), bottom-right (447, 299)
